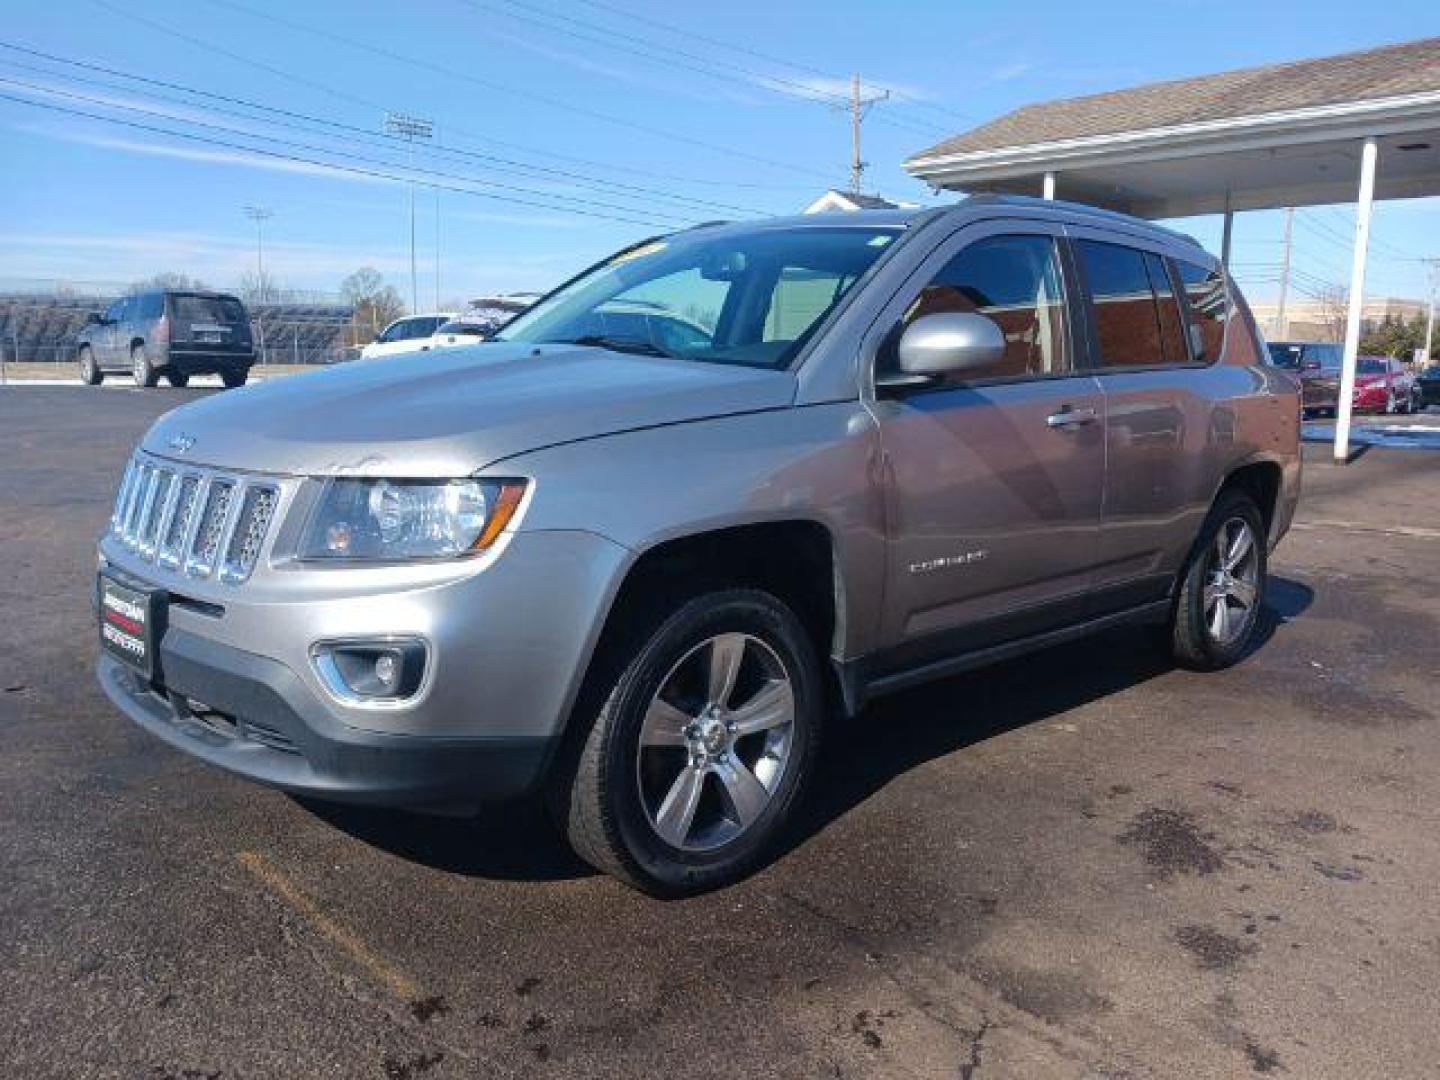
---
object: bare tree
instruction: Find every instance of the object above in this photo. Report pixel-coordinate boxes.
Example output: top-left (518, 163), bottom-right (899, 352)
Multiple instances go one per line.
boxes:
top-left (129, 271), bottom-right (209, 294)
top-left (340, 267), bottom-right (406, 341)
top-left (237, 268), bottom-right (280, 306)
top-left (1314, 285), bottom-right (1349, 343)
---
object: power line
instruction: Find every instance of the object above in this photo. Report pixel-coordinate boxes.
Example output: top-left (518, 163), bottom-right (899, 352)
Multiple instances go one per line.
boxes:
top-left (0, 89), bottom-right (679, 229)
top-left (564, 0), bottom-right (979, 126)
top-left (0, 43), bottom-right (768, 217)
top-left (170, 0), bottom-right (842, 182)
top-left (459, 0), bottom-right (950, 140)
top-left (0, 73), bottom-right (700, 227)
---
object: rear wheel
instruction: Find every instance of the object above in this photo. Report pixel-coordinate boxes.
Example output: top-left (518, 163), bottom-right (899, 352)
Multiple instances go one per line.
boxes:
top-left (78, 347), bottom-right (102, 385)
top-left (1169, 489), bottom-right (1267, 671)
top-left (221, 369), bottom-right (249, 389)
top-left (167, 370), bottom-right (190, 388)
top-left (131, 344), bottom-right (158, 388)
top-left (560, 588), bottom-right (822, 897)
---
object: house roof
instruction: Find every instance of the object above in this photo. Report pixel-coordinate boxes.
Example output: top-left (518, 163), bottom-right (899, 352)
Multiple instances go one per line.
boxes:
top-left (804, 189), bottom-right (915, 213)
top-left (909, 37), bottom-right (1440, 162)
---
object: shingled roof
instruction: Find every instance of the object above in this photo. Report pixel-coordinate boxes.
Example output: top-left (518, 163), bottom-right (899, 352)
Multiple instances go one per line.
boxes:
top-left (909, 37), bottom-right (1440, 161)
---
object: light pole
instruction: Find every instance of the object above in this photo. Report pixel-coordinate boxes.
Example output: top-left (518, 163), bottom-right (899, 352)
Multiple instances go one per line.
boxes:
top-left (383, 112), bottom-right (433, 314)
top-left (243, 205), bottom-right (273, 365)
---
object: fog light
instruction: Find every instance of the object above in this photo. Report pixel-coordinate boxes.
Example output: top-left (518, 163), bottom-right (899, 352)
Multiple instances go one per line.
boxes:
top-left (312, 639), bottom-right (427, 705)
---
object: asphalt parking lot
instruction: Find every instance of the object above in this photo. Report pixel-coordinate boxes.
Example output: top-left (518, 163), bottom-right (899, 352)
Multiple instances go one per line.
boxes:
top-left (2, 387), bottom-right (1438, 1080)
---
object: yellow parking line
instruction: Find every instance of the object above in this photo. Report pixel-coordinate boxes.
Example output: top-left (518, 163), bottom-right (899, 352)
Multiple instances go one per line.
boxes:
top-left (237, 850), bottom-right (420, 1002)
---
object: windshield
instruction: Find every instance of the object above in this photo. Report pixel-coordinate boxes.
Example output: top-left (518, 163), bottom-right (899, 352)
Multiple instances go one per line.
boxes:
top-left (1267, 343), bottom-right (1303, 368)
top-left (496, 225), bottom-right (899, 367)
top-left (1358, 357), bottom-right (1388, 374)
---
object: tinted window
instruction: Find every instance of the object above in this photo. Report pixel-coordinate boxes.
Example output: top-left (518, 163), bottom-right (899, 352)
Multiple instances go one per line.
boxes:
top-left (137, 292), bottom-right (164, 319)
top-left (435, 321), bottom-right (491, 337)
top-left (1076, 240), bottom-right (1163, 368)
top-left (901, 234), bottom-right (1069, 381)
top-left (172, 294), bottom-right (244, 324)
top-left (1146, 254), bottom-right (1190, 365)
top-left (1268, 343), bottom-right (1303, 368)
top-left (1174, 260), bottom-right (1228, 363)
top-left (1358, 357), bottom-right (1388, 374)
top-left (104, 300), bottom-right (124, 322)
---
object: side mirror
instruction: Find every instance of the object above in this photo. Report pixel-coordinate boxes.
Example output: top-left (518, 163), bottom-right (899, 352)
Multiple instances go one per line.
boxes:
top-left (896, 312), bottom-right (1006, 377)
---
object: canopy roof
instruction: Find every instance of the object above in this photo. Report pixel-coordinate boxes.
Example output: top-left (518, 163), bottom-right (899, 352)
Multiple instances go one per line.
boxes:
top-left (906, 37), bottom-right (1440, 218)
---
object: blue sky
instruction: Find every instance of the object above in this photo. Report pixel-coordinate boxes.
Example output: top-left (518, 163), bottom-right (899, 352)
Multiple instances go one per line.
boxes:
top-left (2, 0), bottom-right (1436, 309)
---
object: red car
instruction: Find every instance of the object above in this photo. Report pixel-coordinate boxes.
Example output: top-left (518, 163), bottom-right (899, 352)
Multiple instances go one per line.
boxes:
top-left (1352, 355), bottom-right (1419, 414)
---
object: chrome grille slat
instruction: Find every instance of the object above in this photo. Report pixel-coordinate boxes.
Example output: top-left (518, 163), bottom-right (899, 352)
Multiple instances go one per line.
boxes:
top-left (157, 474), bottom-right (201, 569)
top-left (111, 461), bottom-right (137, 533)
top-left (186, 478), bottom-right (237, 578)
top-left (139, 469), bottom-right (174, 557)
top-left (125, 466), bottom-right (155, 548)
top-left (220, 485), bottom-right (278, 583)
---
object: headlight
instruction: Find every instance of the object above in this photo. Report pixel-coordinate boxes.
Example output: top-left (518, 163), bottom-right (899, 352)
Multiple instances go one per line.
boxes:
top-left (299, 478), bottom-right (527, 561)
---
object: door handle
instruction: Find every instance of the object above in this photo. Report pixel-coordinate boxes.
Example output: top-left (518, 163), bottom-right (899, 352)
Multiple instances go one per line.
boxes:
top-left (1046, 406), bottom-right (1099, 429)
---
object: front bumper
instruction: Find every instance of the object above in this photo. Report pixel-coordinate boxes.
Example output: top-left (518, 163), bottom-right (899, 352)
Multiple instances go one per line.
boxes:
top-left (98, 634), bottom-right (550, 808)
top-left (1351, 385), bottom-right (1390, 411)
top-left (96, 520), bottom-right (631, 807)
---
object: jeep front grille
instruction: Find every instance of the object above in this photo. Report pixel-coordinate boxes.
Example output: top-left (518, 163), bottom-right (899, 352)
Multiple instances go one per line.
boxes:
top-left (111, 456), bottom-right (278, 583)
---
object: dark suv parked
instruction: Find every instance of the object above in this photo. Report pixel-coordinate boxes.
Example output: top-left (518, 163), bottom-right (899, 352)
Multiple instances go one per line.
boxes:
top-left (77, 290), bottom-right (255, 388)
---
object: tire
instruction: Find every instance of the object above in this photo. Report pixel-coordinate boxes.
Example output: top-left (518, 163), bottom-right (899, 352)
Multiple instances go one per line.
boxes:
top-left (221, 369), bottom-right (249, 389)
top-left (78, 347), bottom-right (102, 385)
top-left (131, 344), bottom-right (158, 388)
top-left (1169, 489), bottom-right (1267, 671)
top-left (560, 588), bottom-right (822, 897)
top-left (168, 371), bottom-right (190, 388)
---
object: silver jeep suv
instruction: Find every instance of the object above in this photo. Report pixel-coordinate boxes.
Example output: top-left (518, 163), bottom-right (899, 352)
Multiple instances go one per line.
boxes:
top-left (96, 197), bottom-right (1300, 896)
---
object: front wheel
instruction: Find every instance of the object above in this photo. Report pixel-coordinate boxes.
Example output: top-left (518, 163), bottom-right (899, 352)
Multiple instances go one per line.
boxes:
top-left (168, 370), bottom-right (190, 388)
top-left (560, 588), bottom-right (822, 897)
top-left (221, 369), bottom-right (249, 389)
top-left (78, 347), bottom-right (102, 385)
top-left (1169, 490), bottom-right (1267, 671)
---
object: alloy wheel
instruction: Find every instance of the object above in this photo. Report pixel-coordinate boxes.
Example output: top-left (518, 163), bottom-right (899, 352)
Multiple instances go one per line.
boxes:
top-left (1202, 517), bottom-right (1260, 646)
top-left (635, 632), bottom-right (795, 852)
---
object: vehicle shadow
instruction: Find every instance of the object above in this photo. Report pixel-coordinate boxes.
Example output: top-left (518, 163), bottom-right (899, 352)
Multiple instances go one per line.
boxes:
top-left (780, 574), bottom-right (1314, 859)
top-left (303, 576), bottom-right (1314, 885)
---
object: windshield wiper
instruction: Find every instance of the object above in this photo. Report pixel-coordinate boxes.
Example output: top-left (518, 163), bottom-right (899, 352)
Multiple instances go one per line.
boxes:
top-left (556, 334), bottom-right (673, 358)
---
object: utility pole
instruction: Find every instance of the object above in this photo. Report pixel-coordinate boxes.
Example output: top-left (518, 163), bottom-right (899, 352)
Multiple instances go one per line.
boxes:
top-left (434, 125), bottom-right (442, 311)
top-left (243, 205), bottom-right (272, 365)
top-left (384, 112), bottom-right (433, 314)
top-left (1275, 206), bottom-right (1293, 340)
top-left (1422, 258), bottom-right (1438, 365)
top-left (840, 74), bottom-right (888, 195)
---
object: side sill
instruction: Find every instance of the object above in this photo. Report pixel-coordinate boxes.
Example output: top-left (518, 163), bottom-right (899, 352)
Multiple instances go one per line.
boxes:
top-left (840, 599), bottom-right (1172, 713)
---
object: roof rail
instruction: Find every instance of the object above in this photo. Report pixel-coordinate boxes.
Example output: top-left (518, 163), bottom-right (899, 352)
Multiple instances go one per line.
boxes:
top-left (961, 193), bottom-right (1204, 247)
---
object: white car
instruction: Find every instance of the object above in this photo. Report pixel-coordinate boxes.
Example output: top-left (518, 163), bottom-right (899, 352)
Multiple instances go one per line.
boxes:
top-left (359, 313), bottom-right (455, 359)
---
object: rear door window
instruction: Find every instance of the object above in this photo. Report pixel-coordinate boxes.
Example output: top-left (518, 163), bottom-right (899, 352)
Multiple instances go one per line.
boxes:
top-left (1075, 240), bottom-right (1164, 369)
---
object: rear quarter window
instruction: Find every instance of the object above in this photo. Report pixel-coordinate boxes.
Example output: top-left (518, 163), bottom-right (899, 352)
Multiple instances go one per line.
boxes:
top-left (1174, 260), bottom-right (1228, 363)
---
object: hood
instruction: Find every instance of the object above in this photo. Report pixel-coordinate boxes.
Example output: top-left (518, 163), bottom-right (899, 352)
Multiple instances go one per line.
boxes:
top-left (141, 343), bottom-right (796, 476)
